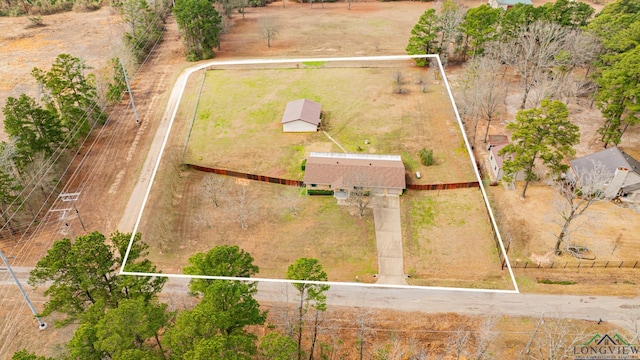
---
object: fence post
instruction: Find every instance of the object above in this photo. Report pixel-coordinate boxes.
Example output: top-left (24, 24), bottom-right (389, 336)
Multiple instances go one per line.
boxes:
top-left (591, 261), bottom-right (595, 268)
top-left (525, 262), bottom-right (528, 269)
top-left (634, 261), bottom-right (638, 269)
top-left (578, 262), bottom-right (581, 269)
top-left (619, 261), bottom-right (623, 268)
top-left (550, 261), bottom-right (554, 269)
top-left (605, 261), bottom-right (609, 268)
top-left (564, 261), bottom-right (568, 268)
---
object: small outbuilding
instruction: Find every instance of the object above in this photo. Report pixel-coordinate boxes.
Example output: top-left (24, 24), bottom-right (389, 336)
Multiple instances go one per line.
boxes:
top-left (487, 137), bottom-right (525, 183)
top-left (303, 152), bottom-right (406, 199)
top-left (281, 99), bottom-right (321, 133)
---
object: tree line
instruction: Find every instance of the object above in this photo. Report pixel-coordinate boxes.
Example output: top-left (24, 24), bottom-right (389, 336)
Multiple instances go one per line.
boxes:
top-left (0, 0), bottom-right (171, 239)
top-left (408, 0), bottom-right (639, 255)
top-left (13, 232), bottom-right (331, 360)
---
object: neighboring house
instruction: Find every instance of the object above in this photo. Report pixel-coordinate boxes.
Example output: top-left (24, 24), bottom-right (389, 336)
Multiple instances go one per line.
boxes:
top-left (487, 137), bottom-right (525, 181)
top-left (570, 146), bottom-right (640, 199)
top-left (303, 152), bottom-right (406, 199)
top-left (281, 99), bottom-right (321, 133)
top-left (488, 0), bottom-right (532, 10)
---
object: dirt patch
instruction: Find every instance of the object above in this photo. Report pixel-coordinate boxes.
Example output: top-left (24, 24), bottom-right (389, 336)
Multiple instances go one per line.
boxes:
top-left (0, 7), bottom-right (127, 140)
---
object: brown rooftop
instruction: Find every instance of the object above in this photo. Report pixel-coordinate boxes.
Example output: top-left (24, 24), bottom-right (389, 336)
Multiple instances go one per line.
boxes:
top-left (281, 99), bottom-right (321, 125)
top-left (304, 152), bottom-right (406, 189)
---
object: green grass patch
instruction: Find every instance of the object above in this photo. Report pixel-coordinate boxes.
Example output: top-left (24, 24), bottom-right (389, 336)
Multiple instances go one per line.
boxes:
top-left (184, 67), bottom-right (476, 183)
top-left (302, 61), bottom-right (326, 67)
top-left (401, 151), bottom-right (420, 172)
top-left (537, 279), bottom-right (576, 285)
top-left (409, 198), bottom-right (436, 228)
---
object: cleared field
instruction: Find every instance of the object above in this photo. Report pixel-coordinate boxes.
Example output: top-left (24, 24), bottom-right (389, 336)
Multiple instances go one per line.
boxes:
top-left (402, 187), bottom-right (509, 289)
top-left (141, 171), bottom-right (378, 282)
top-left (184, 65), bottom-right (477, 184)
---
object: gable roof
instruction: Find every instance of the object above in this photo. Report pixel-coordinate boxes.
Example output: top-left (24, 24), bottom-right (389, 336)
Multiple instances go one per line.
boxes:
top-left (281, 99), bottom-right (321, 125)
top-left (489, 143), bottom-right (512, 169)
top-left (304, 152), bottom-right (406, 190)
top-left (570, 146), bottom-right (640, 177)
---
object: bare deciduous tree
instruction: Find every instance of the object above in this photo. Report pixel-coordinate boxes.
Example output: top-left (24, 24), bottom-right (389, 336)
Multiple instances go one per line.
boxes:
top-left (260, 17), bottom-right (279, 48)
top-left (435, 0), bottom-right (466, 67)
top-left (278, 186), bottom-right (303, 216)
top-left (355, 308), bottom-right (377, 360)
top-left (346, 187), bottom-right (377, 218)
top-left (523, 317), bottom-right (585, 360)
top-left (550, 161), bottom-right (613, 255)
top-left (199, 173), bottom-right (228, 208)
top-left (227, 184), bottom-right (257, 230)
top-left (447, 327), bottom-right (471, 360)
top-left (473, 316), bottom-right (498, 359)
top-left (499, 21), bottom-right (571, 109)
top-left (393, 71), bottom-right (406, 94)
top-left (460, 51), bottom-right (507, 144)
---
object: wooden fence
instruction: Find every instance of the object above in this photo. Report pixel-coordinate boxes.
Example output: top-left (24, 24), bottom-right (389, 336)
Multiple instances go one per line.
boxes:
top-left (511, 260), bottom-right (640, 269)
top-left (187, 164), bottom-right (304, 187)
top-left (407, 181), bottom-right (480, 191)
top-left (189, 164), bottom-right (482, 191)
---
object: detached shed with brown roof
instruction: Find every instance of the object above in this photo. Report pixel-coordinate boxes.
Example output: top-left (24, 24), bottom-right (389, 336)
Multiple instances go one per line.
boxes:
top-left (304, 152), bottom-right (406, 198)
top-left (281, 99), bottom-right (322, 133)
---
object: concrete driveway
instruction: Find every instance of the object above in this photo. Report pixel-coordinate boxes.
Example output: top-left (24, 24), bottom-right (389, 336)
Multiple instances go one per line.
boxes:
top-left (373, 194), bottom-right (407, 285)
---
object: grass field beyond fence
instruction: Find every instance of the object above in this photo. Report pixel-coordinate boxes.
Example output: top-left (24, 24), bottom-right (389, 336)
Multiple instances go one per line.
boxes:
top-left (184, 67), bottom-right (476, 184)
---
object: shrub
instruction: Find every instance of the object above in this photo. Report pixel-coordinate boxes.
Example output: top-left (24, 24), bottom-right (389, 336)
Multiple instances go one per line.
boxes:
top-left (419, 148), bottom-right (434, 166)
top-left (301, 159), bottom-right (307, 171)
top-left (537, 279), bottom-right (576, 285)
top-left (307, 189), bottom-right (334, 196)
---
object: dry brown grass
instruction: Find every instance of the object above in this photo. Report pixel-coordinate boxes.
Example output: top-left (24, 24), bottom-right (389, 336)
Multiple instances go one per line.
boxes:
top-left (402, 187), bottom-right (510, 289)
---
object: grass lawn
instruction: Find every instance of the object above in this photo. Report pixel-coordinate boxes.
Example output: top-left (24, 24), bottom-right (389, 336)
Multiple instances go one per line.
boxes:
top-left (184, 66), bottom-right (476, 184)
top-left (401, 187), bottom-right (510, 289)
top-left (142, 171), bottom-right (378, 282)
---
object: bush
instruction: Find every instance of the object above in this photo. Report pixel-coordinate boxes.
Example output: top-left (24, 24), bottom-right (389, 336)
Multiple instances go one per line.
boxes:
top-left (301, 159), bottom-right (307, 171)
top-left (419, 148), bottom-right (434, 166)
top-left (307, 189), bottom-right (334, 196)
top-left (537, 279), bottom-right (576, 285)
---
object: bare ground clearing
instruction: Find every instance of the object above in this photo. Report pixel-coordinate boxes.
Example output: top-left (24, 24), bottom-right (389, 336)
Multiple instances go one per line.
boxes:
top-left (140, 170), bottom-right (379, 282)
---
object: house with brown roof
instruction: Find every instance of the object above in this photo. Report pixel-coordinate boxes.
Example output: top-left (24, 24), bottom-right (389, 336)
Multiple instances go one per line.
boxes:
top-left (303, 152), bottom-right (406, 199)
top-left (281, 99), bottom-right (321, 133)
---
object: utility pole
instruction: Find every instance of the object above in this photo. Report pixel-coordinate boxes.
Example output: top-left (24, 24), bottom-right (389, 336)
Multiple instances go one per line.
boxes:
top-left (0, 249), bottom-right (47, 330)
top-left (119, 58), bottom-right (140, 125)
top-left (50, 192), bottom-right (86, 234)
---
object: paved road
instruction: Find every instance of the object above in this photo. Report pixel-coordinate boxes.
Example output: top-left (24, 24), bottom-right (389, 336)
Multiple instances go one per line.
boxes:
top-left (373, 195), bottom-right (407, 285)
top-left (4, 264), bottom-right (639, 328)
top-left (113, 55), bottom-right (640, 328)
top-left (160, 277), bottom-right (640, 327)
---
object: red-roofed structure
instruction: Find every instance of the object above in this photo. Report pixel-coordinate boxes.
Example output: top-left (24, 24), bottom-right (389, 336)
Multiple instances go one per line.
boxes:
top-left (304, 152), bottom-right (406, 198)
top-left (281, 99), bottom-right (321, 132)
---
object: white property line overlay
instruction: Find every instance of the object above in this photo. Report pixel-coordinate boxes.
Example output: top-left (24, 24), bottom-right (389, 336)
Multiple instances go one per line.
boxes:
top-left (119, 54), bottom-right (520, 294)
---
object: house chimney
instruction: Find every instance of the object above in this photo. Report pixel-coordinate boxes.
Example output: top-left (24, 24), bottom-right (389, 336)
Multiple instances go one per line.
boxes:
top-left (605, 167), bottom-right (629, 199)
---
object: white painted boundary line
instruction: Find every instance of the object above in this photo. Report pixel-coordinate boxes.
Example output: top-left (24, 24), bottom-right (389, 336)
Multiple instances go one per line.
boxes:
top-left (119, 54), bottom-right (519, 294)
